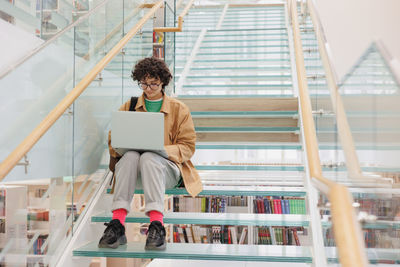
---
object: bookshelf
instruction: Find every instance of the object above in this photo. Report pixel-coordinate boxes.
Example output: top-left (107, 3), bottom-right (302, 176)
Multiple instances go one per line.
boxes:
top-left (153, 31), bottom-right (165, 59)
top-left (0, 185), bottom-right (28, 266)
top-left (319, 189), bottom-right (400, 258)
top-left (169, 194), bottom-right (310, 246)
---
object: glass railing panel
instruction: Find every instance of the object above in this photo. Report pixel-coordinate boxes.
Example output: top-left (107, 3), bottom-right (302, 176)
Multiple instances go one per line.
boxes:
top-left (0, 0), bottom-right (107, 40)
top-left (0, 2), bottom-right (161, 266)
top-left (0, 0), bottom-right (40, 34)
top-left (124, 29), bottom-right (154, 102)
top-left (163, 1), bottom-right (175, 94)
top-left (339, 44), bottom-right (400, 177)
top-left (192, 148), bottom-right (303, 168)
top-left (296, 7), bottom-right (348, 180)
top-left (40, 0), bottom-right (74, 40)
top-left (0, 26), bottom-right (75, 182)
top-left (318, 190), bottom-right (400, 264)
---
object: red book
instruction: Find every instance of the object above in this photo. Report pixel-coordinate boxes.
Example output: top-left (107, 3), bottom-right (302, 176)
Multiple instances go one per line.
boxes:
top-left (277, 199), bottom-right (282, 214)
top-left (257, 199), bottom-right (262, 214)
top-left (260, 199), bottom-right (265, 214)
top-left (273, 200), bottom-right (279, 214)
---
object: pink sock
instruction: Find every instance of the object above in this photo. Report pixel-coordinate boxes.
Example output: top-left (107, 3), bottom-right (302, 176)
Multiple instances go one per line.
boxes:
top-left (149, 210), bottom-right (164, 225)
top-left (112, 208), bottom-right (127, 226)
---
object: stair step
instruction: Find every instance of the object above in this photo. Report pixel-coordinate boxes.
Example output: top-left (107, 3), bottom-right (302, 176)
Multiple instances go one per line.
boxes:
top-left (192, 111), bottom-right (297, 117)
top-left (182, 84), bottom-right (292, 88)
top-left (73, 243), bottom-right (313, 263)
top-left (179, 97), bottom-right (298, 112)
top-left (92, 212), bottom-right (309, 226)
top-left (201, 181), bottom-right (304, 187)
top-left (176, 66), bottom-right (292, 72)
top-left (196, 132), bottom-right (299, 142)
top-left (195, 165), bottom-right (304, 171)
top-left (196, 143), bottom-right (302, 150)
top-left (195, 127), bottom-right (299, 132)
top-left (106, 186), bottom-right (305, 197)
top-left (193, 118), bottom-right (297, 128)
top-left (147, 259), bottom-right (310, 267)
top-left (178, 95), bottom-right (296, 98)
top-left (138, 186), bottom-right (305, 196)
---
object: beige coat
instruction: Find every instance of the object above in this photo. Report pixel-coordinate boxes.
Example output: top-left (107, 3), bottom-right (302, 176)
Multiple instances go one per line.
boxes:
top-left (108, 93), bottom-right (203, 197)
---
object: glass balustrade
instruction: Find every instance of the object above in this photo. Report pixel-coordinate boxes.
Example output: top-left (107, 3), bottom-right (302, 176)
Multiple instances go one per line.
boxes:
top-left (0, 2), bottom-right (174, 266)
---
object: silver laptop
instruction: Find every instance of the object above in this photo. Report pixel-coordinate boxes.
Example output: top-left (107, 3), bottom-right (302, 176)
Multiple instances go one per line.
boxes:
top-left (111, 111), bottom-right (167, 158)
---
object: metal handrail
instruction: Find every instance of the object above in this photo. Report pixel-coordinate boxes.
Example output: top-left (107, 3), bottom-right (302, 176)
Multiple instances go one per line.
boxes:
top-left (288, 0), bottom-right (368, 266)
top-left (0, 0), bottom-right (164, 180)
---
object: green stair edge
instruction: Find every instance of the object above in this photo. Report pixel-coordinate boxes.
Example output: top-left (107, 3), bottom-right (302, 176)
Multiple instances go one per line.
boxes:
top-left (92, 212), bottom-right (309, 227)
top-left (73, 242), bottom-right (313, 263)
top-left (105, 187), bottom-right (306, 197)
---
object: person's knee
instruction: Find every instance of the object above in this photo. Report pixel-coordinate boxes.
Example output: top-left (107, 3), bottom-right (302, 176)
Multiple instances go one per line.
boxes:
top-left (122, 151), bottom-right (140, 162)
top-left (139, 152), bottom-right (162, 170)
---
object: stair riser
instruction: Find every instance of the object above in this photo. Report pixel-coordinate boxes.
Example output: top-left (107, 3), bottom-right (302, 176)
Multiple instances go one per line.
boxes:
top-left (197, 132), bottom-right (299, 142)
top-left (317, 133), bottom-right (400, 143)
top-left (179, 98), bottom-right (298, 112)
top-left (193, 118), bottom-right (298, 127)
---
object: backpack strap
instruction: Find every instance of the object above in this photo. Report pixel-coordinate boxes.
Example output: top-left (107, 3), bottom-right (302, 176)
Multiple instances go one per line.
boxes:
top-left (129, 96), bottom-right (138, 111)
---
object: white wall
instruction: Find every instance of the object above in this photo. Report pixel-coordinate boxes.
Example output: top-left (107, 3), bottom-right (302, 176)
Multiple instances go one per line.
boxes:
top-left (313, 0), bottom-right (400, 81)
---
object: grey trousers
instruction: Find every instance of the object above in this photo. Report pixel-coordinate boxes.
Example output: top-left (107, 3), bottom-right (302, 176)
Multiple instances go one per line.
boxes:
top-left (112, 151), bottom-right (181, 215)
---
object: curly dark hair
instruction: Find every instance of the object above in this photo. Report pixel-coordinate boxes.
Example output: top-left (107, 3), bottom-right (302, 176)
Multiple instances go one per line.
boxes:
top-left (131, 57), bottom-right (172, 90)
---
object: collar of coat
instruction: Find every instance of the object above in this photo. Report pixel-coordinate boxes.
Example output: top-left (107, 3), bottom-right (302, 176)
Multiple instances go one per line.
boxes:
top-left (135, 93), bottom-right (170, 114)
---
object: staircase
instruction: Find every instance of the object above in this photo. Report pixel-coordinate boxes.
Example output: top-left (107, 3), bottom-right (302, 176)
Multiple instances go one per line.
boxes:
top-left (68, 3), bottom-right (327, 266)
top-left (0, 0), bottom-right (398, 266)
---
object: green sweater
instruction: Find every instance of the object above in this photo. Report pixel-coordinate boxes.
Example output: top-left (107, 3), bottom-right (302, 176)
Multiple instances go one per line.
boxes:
top-left (145, 98), bottom-right (163, 112)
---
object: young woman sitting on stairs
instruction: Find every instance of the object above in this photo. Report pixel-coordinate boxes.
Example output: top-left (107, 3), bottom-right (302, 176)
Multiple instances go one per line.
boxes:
top-left (98, 57), bottom-right (202, 250)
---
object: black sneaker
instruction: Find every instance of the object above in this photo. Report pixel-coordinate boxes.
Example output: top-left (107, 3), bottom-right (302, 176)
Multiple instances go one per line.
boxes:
top-left (98, 219), bottom-right (127, 249)
top-left (145, 221), bottom-right (166, 250)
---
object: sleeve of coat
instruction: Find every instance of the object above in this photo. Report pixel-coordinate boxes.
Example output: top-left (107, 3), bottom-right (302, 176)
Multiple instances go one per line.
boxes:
top-left (108, 100), bottom-right (131, 158)
top-left (164, 106), bottom-right (196, 164)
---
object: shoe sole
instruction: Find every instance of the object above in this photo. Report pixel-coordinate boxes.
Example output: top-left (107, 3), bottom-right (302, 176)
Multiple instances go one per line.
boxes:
top-left (98, 235), bottom-right (127, 249)
top-left (145, 242), bottom-right (166, 250)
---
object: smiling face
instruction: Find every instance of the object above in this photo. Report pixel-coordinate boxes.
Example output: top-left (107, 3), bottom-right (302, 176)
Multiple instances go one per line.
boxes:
top-left (139, 76), bottom-right (164, 100)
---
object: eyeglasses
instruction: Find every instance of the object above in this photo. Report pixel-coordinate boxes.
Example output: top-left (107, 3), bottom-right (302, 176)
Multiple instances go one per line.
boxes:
top-left (138, 81), bottom-right (161, 90)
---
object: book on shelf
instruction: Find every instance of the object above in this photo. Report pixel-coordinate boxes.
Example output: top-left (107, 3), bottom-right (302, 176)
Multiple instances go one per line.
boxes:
top-left (173, 196), bottom-right (247, 213)
top-left (173, 196), bottom-right (227, 213)
top-left (27, 234), bottom-right (48, 255)
top-left (0, 189), bottom-right (5, 217)
top-left (227, 196), bottom-right (248, 207)
top-left (153, 31), bottom-right (163, 44)
top-left (34, 188), bottom-right (47, 198)
top-left (153, 47), bottom-right (164, 59)
top-left (28, 210), bottom-right (49, 221)
top-left (172, 225), bottom-right (247, 245)
top-left (238, 227), bottom-right (247, 244)
top-left (254, 226), bottom-right (304, 246)
top-left (0, 218), bottom-right (5, 233)
top-left (27, 256), bottom-right (45, 267)
top-left (253, 196), bottom-right (306, 215)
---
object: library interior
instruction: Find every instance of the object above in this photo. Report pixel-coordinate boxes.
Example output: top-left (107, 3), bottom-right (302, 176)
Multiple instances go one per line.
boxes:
top-left (0, 0), bottom-right (399, 266)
